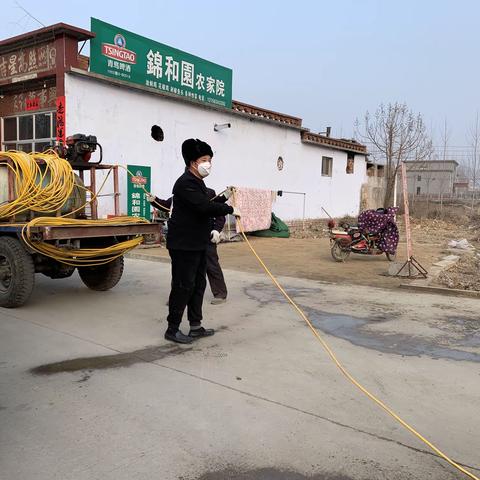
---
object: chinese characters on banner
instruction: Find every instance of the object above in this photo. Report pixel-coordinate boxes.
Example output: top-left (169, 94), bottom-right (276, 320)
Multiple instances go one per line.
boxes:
top-left (0, 87), bottom-right (57, 115)
top-left (26, 97), bottom-right (40, 111)
top-left (127, 165), bottom-right (151, 218)
top-left (56, 96), bottom-right (66, 144)
top-left (144, 54), bottom-right (226, 104)
top-left (0, 43), bottom-right (56, 83)
top-left (90, 18), bottom-right (232, 108)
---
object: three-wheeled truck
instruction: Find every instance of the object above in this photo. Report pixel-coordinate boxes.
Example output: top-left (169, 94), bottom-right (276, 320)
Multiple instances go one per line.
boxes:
top-left (0, 135), bottom-right (161, 308)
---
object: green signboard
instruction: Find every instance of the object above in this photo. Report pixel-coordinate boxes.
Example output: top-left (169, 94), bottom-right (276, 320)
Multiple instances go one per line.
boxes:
top-left (127, 165), bottom-right (151, 219)
top-left (90, 18), bottom-right (232, 108)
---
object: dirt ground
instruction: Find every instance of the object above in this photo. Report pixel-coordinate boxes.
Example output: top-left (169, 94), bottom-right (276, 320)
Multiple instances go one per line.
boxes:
top-left (135, 216), bottom-right (480, 290)
top-left (218, 238), bottom-right (445, 288)
top-left (407, 215), bottom-right (480, 291)
top-left (136, 217), bottom-right (480, 289)
top-left (137, 237), bottom-right (445, 289)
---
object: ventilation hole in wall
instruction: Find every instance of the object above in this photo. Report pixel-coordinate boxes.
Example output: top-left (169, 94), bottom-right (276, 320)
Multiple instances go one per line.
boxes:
top-left (277, 156), bottom-right (284, 171)
top-left (151, 125), bottom-right (164, 142)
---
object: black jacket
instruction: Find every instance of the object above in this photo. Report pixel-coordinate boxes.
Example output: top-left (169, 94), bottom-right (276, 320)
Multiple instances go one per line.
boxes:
top-left (166, 170), bottom-right (233, 251)
top-left (207, 188), bottom-right (227, 232)
top-left (151, 188), bottom-right (226, 232)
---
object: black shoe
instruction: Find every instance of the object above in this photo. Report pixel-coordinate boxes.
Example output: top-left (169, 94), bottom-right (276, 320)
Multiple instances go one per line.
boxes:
top-left (164, 330), bottom-right (193, 344)
top-left (189, 327), bottom-right (215, 339)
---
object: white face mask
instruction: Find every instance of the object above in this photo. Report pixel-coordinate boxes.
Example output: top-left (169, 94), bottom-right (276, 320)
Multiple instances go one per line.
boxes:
top-left (197, 161), bottom-right (212, 178)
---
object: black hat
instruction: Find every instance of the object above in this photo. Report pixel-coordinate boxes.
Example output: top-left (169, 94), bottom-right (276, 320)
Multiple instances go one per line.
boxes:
top-left (182, 138), bottom-right (213, 166)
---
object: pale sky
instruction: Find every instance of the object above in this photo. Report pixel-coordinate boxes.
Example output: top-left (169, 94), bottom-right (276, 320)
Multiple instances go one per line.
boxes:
top-left (2, 0), bottom-right (479, 160)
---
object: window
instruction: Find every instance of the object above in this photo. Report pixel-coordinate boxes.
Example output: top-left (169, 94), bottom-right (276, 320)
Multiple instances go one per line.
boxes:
top-left (417, 175), bottom-right (421, 181)
top-left (19, 115), bottom-right (33, 140)
top-left (3, 117), bottom-right (16, 141)
top-left (416, 186), bottom-right (421, 195)
top-left (35, 114), bottom-right (51, 139)
top-left (1, 112), bottom-right (56, 153)
top-left (322, 156), bottom-right (333, 177)
top-left (346, 152), bottom-right (354, 174)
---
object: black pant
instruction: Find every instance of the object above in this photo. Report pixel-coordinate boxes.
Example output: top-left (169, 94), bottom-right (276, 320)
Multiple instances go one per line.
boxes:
top-left (206, 243), bottom-right (227, 299)
top-left (167, 249), bottom-right (207, 333)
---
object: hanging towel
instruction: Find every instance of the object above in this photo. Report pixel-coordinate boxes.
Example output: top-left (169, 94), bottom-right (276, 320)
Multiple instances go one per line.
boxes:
top-left (233, 187), bottom-right (274, 233)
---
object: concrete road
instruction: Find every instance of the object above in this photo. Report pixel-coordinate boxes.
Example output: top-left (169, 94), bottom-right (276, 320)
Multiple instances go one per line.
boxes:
top-left (0, 258), bottom-right (479, 480)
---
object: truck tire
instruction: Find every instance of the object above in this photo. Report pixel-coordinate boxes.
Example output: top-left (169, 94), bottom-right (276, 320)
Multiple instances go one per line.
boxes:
top-left (0, 237), bottom-right (35, 308)
top-left (78, 256), bottom-right (124, 291)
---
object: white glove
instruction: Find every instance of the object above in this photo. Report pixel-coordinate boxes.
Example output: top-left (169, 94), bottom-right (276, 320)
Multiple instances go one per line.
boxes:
top-left (222, 186), bottom-right (235, 200)
top-left (145, 192), bottom-right (156, 203)
top-left (232, 206), bottom-right (241, 218)
top-left (210, 230), bottom-right (221, 244)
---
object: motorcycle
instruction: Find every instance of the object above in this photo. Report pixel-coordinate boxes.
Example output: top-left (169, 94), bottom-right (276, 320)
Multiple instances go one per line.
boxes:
top-left (327, 219), bottom-right (397, 263)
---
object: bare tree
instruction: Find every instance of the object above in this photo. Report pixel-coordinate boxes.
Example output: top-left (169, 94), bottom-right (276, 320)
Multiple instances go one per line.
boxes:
top-left (440, 118), bottom-right (450, 161)
top-left (468, 112), bottom-right (479, 211)
top-left (356, 103), bottom-right (433, 207)
top-left (438, 118), bottom-right (451, 212)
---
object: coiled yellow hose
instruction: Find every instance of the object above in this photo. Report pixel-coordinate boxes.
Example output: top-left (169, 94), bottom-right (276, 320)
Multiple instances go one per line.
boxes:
top-left (0, 151), bottom-right (148, 266)
top-left (21, 216), bottom-right (147, 267)
top-left (0, 150), bottom-right (75, 218)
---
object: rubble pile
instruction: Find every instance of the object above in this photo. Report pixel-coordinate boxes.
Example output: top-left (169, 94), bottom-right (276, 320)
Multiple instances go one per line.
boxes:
top-left (436, 253), bottom-right (480, 291)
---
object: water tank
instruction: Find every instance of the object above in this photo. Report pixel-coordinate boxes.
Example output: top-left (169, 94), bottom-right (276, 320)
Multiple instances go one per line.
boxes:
top-left (0, 165), bottom-right (87, 221)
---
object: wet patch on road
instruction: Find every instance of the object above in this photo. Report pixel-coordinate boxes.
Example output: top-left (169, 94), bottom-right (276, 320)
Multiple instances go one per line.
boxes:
top-left (30, 326), bottom-right (231, 376)
top-left (30, 343), bottom-right (191, 376)
top-left (245, 283), bottom-right (480, 362)
top-left (194, 468), bottom-right (355, 480)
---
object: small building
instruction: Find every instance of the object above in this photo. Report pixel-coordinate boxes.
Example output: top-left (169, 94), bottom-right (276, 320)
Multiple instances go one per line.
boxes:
top-left (453, 180), bottom-right (469, 198)
top-left (360, 161), bottom-right (386, 210)
top-left (0, 20), bottom-right (369, 221)
top-left (404, 160), bottom-right (458, 197)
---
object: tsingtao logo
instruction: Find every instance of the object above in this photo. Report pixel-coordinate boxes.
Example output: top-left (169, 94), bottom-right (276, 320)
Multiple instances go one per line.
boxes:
top-left (114, 34), bottom-right (126, 48)
top-left (131, 171), bottom-right (147, 185)
top-left (102, 33), bottom-right (137, 64)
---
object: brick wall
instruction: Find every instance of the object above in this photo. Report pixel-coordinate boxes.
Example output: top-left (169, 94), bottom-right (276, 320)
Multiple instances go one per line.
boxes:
top-left (286, 218), bottom-right (328, 232)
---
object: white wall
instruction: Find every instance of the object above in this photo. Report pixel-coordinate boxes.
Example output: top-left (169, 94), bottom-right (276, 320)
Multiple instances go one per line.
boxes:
top-left (66, 73), bottom-right (366, 220)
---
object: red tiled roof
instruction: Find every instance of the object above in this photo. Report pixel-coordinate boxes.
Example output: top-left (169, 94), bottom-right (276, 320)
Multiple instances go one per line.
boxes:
top-left (232, 101), bottom-right (302, 127)
top-left (301, 131), bottom-right (367, 154)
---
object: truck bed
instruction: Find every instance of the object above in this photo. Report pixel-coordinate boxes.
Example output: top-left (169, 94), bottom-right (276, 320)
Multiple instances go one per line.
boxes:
top-left (0, 221), bottom-right (161, 241)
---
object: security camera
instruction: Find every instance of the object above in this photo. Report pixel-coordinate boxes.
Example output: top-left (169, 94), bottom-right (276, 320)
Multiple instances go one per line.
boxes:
top-left (214, 123), bottom-right (231, 132)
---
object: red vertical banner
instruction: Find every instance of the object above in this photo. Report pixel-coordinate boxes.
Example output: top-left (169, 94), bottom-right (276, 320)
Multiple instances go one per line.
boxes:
top-left (55, 96), bottom-right (66, 144)
top-left (401, 162), bottom-right (413, 261)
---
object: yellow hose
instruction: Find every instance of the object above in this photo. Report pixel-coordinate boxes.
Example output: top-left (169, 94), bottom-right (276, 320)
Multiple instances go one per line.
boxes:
top-left (21, 216), bottom-right (147, 267)
top-left (232, 192), bottom-right (478, 480)
top-left (0, 150), bottom-right (75, 218)
top-left (0, 151), bottom-right (149, 267)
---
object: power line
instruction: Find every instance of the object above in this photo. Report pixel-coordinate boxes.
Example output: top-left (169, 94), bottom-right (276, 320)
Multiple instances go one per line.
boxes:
top-left (14, 1), bottom-right (45, 28)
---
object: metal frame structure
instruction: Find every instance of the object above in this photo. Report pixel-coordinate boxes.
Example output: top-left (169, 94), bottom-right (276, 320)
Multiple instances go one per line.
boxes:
top-left (0, 155), bottom-right (160, 240)
top-left (0, 155), bottom-right (120, 222)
